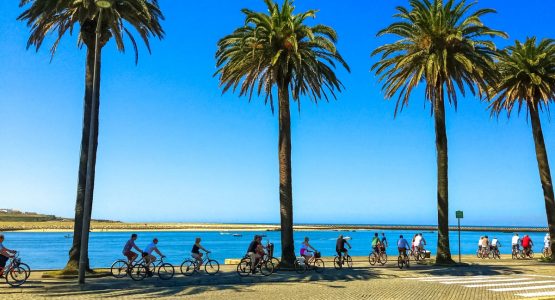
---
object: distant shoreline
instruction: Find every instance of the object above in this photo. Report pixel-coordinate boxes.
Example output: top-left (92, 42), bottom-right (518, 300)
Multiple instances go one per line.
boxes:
top-left (0, 221), bottom-right (548, 233)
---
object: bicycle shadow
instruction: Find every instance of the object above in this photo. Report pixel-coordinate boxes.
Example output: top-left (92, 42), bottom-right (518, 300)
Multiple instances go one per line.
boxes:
top-left (16, 266), bottom-right (383, 298)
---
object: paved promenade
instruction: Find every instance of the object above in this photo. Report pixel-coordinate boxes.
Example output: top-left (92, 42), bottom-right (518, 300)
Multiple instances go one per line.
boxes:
top-left (1, 256), bottom-right (554, 299)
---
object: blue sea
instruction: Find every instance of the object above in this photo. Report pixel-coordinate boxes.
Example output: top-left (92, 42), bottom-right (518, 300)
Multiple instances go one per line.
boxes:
top-left (2, 230), bottom-right (548, 270)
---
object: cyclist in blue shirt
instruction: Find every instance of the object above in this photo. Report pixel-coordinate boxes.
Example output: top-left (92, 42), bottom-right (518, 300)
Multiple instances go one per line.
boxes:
top-left (397, 235), bottom-right (410, 258)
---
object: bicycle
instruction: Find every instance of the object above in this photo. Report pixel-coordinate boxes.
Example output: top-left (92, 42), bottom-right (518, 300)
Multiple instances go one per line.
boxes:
top-left (180, 252), bottom-right (220, 276)
top-left (521, 248), bottom-right (534, 259)
top-left (236, 254), bottom-right (274, 277)
top-left (2, 253), bottom-right (30, 287)
top-left (368, 247), bottom-right (387, 266)
top-left (478, 246), bottom-right (492, 259)
top-left (491, 246), bottom-right (501, 259)
top-left (397, 251), bottom-right (410, 269)
top-left (129, 255), bottom-right (175, 281)
top-left (511, 245), bottom-right (521, 260)
top-left (294, 251), bottom-right (324, 274)
top-left (543, 247), bottom-right (553, 259)
top-left (110, 257), bottom-right (135, 278)
top-left (333, 253), bottom-right (353, 269)
top-left (411, 246), bottom-right (426, 261)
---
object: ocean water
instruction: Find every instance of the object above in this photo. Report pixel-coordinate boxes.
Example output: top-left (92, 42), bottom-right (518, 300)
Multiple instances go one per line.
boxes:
top-left (2, 230), bottom-right (548, 270)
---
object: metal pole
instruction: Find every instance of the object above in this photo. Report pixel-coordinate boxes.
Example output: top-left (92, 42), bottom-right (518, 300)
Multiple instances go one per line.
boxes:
top-left (78, 8), bottom-right (103, 285)
top-left (458, 218), bottom-right (461, 263)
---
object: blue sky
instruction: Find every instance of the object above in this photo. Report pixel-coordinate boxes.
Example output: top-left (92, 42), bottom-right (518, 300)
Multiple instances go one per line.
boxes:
top-left (1, 0), bottom-right (554, 226)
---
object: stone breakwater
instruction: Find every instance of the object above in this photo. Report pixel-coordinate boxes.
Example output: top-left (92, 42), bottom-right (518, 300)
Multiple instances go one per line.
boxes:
top-left (0, 221), bottom-right (547, 233)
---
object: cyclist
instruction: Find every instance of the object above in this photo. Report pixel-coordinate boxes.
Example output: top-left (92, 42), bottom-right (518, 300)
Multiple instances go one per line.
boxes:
top-left (122, 233), bottom-right (141, 265)
top-left (381, 233), bottom-right (389, 251)
top-left (522, 235), bottom-right (533, 257)
top-left (491, 237), bottom-right (501, 252)
top-left (545, 233), bottom-right (552, 255)
top-left (143, 238), bottom-right (165, 276)
top-left (371, 233), bottom-right (381, 254)
top-left (300, 237), bottom-right (318, 263)
top-left (192, 237), bottom-right (210, 269)
top-left (477, 236), bottom-right (484, 253)
top-left (512, 233), bottom-right (520, 253)
top-left (397, 235), bottom-right (410, 258)
top-left (0, 234), bottom-right (17, 277)
top-left (414, 233), bottom-right (426, 253)
top-left (336, 235), bottom-right (352, 264)
top-left (482, 236), bottom-right (490, 254)
top-left (411, 234), bottom-right (418, 252)
top-left (247, 235), bottom-right (263, 272)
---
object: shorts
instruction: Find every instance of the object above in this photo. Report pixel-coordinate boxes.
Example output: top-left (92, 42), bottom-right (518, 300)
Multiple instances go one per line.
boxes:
top-left (398, 248), bottom-right (407, 255)
top-left (301, 249), bottom-right (312, 257)
top-left (192, 253), bottom-right (201, 259)
top-left (124, 251), bottom-right (137, 261)
top-left (0, 255), bottom-right (8, 268)
top-left (336, 248), bottom-right (347, 256)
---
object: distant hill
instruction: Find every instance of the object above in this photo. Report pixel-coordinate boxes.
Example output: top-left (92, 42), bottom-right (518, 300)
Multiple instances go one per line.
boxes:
top-left (0, 209), bottom-right (62, 222)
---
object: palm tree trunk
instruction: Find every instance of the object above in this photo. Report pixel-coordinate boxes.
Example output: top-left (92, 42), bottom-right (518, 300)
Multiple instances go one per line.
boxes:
top-left (529, 104), bottom-right (555, 260)
top-left (433, 86), bottom-right (453, 264)
top-left (277, 81), bottom-right (295, 267)
top-left (64, 44), bottom-right (101, 272)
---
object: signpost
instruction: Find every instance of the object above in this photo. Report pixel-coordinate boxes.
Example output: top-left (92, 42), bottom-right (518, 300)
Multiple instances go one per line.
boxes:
top-left (456, 210), bottom-right (464, 263)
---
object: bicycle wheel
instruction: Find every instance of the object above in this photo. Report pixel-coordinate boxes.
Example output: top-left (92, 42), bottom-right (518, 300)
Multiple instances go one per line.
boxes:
top-left (6, 266), bottom-right (27, 287)
top-left (529, 250), bottom-right (535, 259)
top-left (379, 252), bottom-right (388, 265)
top-left (368, 253), bottom-right (376, 266)
top-left (270, 257), bottom-right (280, 271)
top-left (111, 260), bottom-right (129, 278)
top-left (260, 261), bottom-right (274, 276)
top-left (419, 250), bottom-right (426, 260)
top-left (345, 255), bottom-right (353, 269)
top-left (130, 263), bottom-right (147, 281)
top-left (158, 263), bottom-right (175, 280)
top-left (18, 263), bottom-right (31, 280)
top-left (413, 250), bottom-right (420, 261)
top-left (313, 258), bottom-right (324, 273)
top-left (205, 259), bottom-right (220, 275)
top-left (294, 259), bottom-right (307, 274)
top-left (333, 256), bottom-right (342, 269)
top-left (397, 256), bottom-right (404, 269)
top-left (180, 260), bottom-right (196, 276)
top-left (237, 259), bottom-right (251, 277)
top-left (476, 249), bottom-right (481, 258)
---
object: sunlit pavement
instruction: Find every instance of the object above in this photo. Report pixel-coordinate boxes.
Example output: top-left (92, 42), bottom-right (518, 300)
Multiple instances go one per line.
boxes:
top-left (1, 256), bottom-right (554, 299)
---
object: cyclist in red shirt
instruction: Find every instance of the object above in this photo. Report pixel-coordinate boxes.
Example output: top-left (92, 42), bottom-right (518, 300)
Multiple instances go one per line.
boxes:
top-left (521, 235), bottom-right (533, 257)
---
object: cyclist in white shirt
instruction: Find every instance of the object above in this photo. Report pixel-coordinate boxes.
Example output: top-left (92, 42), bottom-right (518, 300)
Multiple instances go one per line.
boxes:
top-left (478, 236), bottom-right (484, 252)
top-left (545, 233), bottom-right (551, 252)
top-left (414, 233), bottom-right (426, 252)
top-left (142, 238), bottom-right (165, 276)
top-left (511, 233), bottom-right (520, 251)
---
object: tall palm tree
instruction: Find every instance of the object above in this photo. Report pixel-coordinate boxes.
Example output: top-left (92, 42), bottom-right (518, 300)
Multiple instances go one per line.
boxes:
top-left (215, 0), bottom-right (349, 266)
top-left (488, 37), bottom-right (555, 260)
top-left (372, 0), bottom-right (506, 263)
top-left (18, 0), bottom-right (164, 272)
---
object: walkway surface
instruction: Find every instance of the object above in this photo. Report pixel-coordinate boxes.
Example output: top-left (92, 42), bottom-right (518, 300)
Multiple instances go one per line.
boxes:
top-left (1, 256), bottom-right (554, 299)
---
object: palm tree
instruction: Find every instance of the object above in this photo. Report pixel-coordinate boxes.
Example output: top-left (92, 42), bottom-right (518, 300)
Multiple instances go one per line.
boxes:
top-left (18, 0), bottom-right (164, 272)
top-left (488, 37), bottom-right (555, 260)
top-left (372, 0), bottom-right (506, 263)
top-left (215, 0), bottom-right (349, 267)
